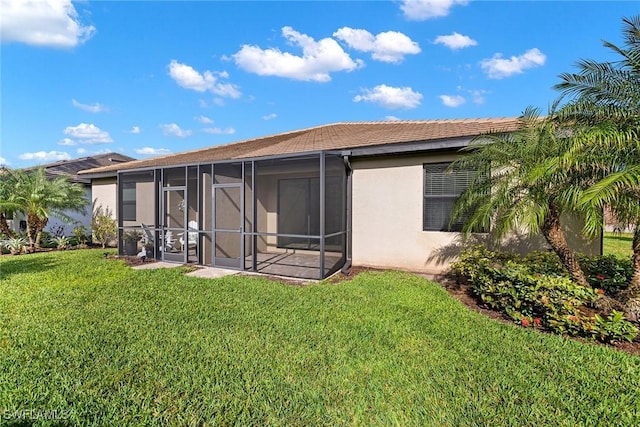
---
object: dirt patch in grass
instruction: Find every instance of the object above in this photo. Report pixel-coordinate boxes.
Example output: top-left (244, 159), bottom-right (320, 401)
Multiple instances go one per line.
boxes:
top-left (107, 254), bottom-right (158, 267)
top-left (323, 266), bottom-right (380, 284)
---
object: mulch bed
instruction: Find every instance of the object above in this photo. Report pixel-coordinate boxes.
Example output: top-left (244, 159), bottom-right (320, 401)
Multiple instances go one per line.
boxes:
top-left (436, 273), bottom-right (640, 356)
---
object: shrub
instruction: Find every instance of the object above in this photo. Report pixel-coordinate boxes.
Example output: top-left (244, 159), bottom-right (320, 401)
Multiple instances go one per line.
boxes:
top-left (579, 255), bottom-right (632, 295)
top-left (38, 231), bottom-right (56, 248)
top-left (52, 236), bottom-right (71, 250)
top-left (463, 248), bottom-right (633, 295)
top-left (73, 225), bottom-right (89, 246)
top-left (1, 237), bottom-right (28, 255)
top-left (48, 224), bottom-right (66, 238)
top-left (451, 246), bottom-right (638, 343)
top-left (521, 251), bottom-right (564, 276)
top-left (92, 204), bottom-right (117, 249)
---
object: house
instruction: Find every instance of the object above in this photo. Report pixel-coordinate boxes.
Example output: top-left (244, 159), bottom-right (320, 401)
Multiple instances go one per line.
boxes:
top-left (10, 153), bottom-right (135, 236)
top-left (79, 119), bottom-right (600, 279)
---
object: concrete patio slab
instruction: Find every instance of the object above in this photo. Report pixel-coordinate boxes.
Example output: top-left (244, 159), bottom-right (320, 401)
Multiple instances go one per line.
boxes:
top-left (185, 267), bottom-right (238, 279)
top-left (132, 261), bottom-right (183, 270)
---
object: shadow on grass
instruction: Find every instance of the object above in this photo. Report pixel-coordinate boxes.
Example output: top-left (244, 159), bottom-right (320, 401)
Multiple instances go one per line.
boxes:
top-left (605, 233), bottom-right (633, 243)
top-left (0, 255), bottom-right (60, 280)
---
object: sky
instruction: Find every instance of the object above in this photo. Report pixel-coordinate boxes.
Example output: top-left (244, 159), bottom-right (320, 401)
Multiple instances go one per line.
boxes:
top-left (1, 0), bottom-right (638, 168)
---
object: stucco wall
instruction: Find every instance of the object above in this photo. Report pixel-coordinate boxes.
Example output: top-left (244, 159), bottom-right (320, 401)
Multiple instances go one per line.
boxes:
top-left (92, 177), bottom-right (117, 218)
top-left (351, 154), bottom-right (600, 274)
top-left (122, 180), bottom-right (156, 228)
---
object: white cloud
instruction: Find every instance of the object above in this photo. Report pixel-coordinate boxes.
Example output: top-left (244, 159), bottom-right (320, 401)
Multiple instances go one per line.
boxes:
top-left (72, 99), bottom-right (108, 113)
top-left (213, 98), bottom-right (225, 106)
top-left (0, 0), bottom-right (95, 48)
top-left (160, 123), bottom-right (193, 138)
top-left (0, 156), bottom-right (8, 165)
top-left (262, 113), bottom-right (277, 121)
top-left (400, 0), bottom-right (469, 21)
top-left (354, 84), bottom-right (423, 109)
top-left (384, 116), bottom-right (401, 121)
top-left (58, 138), bottom-right (76, 146)
top-left (63, 123), bottom-right (112, 144)
top-left (19, 151), bottom-right (71, 162)
top-left (434, 32), bottom-right (477, 50)
top-left (199, 99), bottom-right (209, 108)
top-left (469, 89), bottom-right (488, 104)
top-left (334, 28), bottom-right (420, 63)
top-left (480, 48), bottom-right (546, 79)
top-left (168, 60), bottom-right (241, 98)
top-left (129, 126), bottom-right (141, 134)
top-left (440, 94), bottom-right (466, 107)
top-left (202, 127), bottom-right (236, 135)
top-left (194, 115), bottom-right (213, 124)
top-left (233, 26), bottom-right (362, 82)
top-left (135, 147), bottom-right (171, 156)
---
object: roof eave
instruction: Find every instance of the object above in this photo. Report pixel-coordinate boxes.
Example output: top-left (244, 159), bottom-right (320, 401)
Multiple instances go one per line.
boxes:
top-left (77, 171), bottom-right (120, 179)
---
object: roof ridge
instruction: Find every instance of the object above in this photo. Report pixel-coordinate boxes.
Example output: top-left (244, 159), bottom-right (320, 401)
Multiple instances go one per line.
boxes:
top-left (329, 117), bottom-right (518, 125)
top-left (79, 117), bottom-right (522, 175)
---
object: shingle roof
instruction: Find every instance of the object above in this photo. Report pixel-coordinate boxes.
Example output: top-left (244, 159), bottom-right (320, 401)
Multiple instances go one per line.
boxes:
top-left (24, 152), bottom-right (135, 183)
top-left (79, 118), bottom-right (519, 175)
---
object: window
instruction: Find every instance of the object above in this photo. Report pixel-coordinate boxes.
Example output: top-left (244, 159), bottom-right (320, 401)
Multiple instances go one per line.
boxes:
top-left (423, 162), bottom-right (476, 232)
top-left (122, 182), bottom-right (136, 221)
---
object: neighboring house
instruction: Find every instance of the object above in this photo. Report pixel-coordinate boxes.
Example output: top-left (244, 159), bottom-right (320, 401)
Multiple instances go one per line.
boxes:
top-left (79, 119), bottom-right (600, 279)
top-left (10, 153), bottom-right (135, 236)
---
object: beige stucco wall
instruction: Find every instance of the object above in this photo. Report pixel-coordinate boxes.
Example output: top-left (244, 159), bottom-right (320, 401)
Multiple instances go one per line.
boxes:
top-left (91, 177), bottom-right (117, 218)
top-left (351, 154), bottom-right (601, 274)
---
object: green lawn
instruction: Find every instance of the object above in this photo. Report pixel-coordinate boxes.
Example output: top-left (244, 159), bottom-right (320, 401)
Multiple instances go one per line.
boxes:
top-left (603, 231), bottom-right (634, 258)
top-left (1, 250), bottom-right (639, 425)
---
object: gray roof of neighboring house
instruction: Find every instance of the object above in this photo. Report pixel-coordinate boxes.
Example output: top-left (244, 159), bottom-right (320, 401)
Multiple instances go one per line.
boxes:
top-left (79, 118), bottom-right (520, 176)
top-left (23, 152), bottom-right (135, 184)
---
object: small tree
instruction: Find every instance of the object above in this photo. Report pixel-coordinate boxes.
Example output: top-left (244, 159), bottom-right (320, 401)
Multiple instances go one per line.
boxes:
top-left (451, 107), bottom-right (594, 287)
top-left (92, 201), bottom-right (117, 249)
top-left (0, 168), bottom-right (16, 238)
top-left (0, 168), bottom-right (88, 249)
top-left (555, 15), bottom-right (640, 320)
top-left (73, 224), bottom-right (88, 246)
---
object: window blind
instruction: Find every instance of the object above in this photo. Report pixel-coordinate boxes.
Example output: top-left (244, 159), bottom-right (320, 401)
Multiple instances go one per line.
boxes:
top-left (423, 163), bottom-right (475, 231)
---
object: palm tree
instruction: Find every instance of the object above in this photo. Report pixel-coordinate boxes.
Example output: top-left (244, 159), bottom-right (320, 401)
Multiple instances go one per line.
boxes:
top-left (451, 107), bottom-right (593, 287)
top-left (0, 167), bottom-right (16, 238)
top-left (0, 168), bottom-right (88, 249)
top-left (554, 15), bottom-right (640, 319)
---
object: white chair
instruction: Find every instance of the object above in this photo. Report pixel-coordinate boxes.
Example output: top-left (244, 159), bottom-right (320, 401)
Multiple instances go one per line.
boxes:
top-left (164, 230), bottom-right (176, 251)
top-left (179, 221), bottom-right (198, 250)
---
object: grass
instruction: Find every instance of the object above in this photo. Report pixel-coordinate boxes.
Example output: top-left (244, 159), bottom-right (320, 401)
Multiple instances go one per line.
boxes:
top-left (603, 231), bottom-right (634, 259)
top-left (1, 250), bottom-right (639, 425)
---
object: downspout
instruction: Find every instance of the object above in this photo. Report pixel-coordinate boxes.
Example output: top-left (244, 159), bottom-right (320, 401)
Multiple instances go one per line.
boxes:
top-left (341, 151), bottom-right (353, 274)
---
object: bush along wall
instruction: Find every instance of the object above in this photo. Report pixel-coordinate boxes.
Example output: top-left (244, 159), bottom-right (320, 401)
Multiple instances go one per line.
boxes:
top-left (451, 246), bottom-right (638, 344)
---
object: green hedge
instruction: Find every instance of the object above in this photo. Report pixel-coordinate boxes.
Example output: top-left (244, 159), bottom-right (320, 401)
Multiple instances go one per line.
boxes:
top-left (451, 246), bottom-right (638, 343)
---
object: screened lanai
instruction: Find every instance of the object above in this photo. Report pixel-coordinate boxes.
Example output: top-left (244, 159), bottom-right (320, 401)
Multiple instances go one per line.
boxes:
top-left (117, 152), bottom-right (348, 280)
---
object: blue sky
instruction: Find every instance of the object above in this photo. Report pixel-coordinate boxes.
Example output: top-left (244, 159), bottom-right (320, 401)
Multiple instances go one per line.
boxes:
top-left (1, 1), bottom-right (637, 168)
